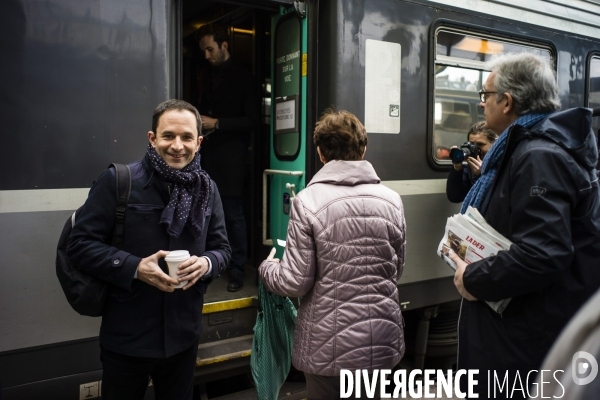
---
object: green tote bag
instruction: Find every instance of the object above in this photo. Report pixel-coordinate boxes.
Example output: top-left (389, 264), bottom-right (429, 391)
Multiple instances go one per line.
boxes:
top-left (250, 281), bottom-right (297, 400)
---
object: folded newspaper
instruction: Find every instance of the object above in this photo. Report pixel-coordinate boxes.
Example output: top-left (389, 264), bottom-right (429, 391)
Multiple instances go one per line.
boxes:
top-left (437, 206), bottom-right (512, 314)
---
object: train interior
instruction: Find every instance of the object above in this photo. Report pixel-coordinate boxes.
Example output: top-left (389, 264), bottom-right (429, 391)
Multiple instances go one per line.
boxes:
top-left (182, 0), bottom-right (276, 277)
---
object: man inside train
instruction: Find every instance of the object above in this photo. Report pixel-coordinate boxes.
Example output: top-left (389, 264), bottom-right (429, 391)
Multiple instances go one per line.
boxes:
top-left (67, 99), bottom-right (231, 400)
top-left (450, 53), bottom-right (600, 398)
top-left (196, 24), bottom-right (259, 292)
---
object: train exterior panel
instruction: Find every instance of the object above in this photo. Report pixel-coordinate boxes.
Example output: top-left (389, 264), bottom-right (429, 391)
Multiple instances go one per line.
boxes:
top-left (1, 0), bottom-right (599, 397)
top-left (0, 1), bottom-right (176, 398)
top-left (314, 0), bottom-right (600, 306)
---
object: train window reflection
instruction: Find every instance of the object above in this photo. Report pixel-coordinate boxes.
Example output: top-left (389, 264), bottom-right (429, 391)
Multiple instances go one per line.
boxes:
top-left (589, 56), bottom-right (600, 139)
top-left (434, 67), bottom-right (489, 160)
top-left (436, 31), bottom-right (551, 64)
top-left (433, 30), bottom-right (552, 163)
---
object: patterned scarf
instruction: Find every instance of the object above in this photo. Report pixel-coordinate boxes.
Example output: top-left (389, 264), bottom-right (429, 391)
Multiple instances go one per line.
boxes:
top-left (147, 144), bottom-right (212, 239)
top-left (460, 113), bottom-right (550, 214)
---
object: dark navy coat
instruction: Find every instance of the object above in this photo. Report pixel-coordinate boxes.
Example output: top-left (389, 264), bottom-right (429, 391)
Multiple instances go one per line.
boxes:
top-left (458, 108), bottom-right (600, 398)
top-left (67, 155), bottom-right (231, 358)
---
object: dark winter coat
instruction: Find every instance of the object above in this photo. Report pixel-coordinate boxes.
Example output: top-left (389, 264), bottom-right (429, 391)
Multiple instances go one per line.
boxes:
top-left (198, 57), bottom-right (259, 197)
top-left (458, 108), bottom-right (600, 398)
top-left (67, 155), bottom-right (231, 358)
top-left (446, 166), bottom-right (476, 203)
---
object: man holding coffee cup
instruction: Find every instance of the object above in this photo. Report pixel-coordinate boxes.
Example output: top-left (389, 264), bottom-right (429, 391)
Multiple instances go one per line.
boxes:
top-left (67, 99), bottom-right (231, 400)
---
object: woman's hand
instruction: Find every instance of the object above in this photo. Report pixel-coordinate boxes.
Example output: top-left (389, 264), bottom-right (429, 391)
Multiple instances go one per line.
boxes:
top-left (467, 155), bottom-right (483, 177)
top-left (266, 247), bottom-right (280, 263)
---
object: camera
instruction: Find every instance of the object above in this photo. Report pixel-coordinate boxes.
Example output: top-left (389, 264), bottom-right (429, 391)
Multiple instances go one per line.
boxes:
top-left (450, 141), bottom-right (480, 164)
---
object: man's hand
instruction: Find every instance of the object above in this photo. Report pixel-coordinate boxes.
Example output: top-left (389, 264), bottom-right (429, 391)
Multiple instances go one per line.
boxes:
top-left (200, 115), bottom-right (218, 130)
top-left (179, 256), bottom-right (210, 290)
top-left (266, 247), bottom-right (280, 263)
top-left (467, 156), bottom-right (483, 177)
top-left (137, 250), bottom-right (177, 292)
top-left (450, 250), bottom-right (478, 301)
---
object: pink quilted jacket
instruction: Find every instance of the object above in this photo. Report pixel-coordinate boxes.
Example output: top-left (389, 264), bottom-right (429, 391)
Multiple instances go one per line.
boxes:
top-left (259, 160), bottom-right (406, 376)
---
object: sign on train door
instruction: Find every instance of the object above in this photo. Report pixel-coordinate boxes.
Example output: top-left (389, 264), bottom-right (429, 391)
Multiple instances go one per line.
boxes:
top-left (263, 5), bottom-right (308, 258)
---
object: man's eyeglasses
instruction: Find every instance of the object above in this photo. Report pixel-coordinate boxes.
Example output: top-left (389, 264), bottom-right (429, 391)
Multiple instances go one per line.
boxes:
top-left (479, 90), bottom-right (498, 103)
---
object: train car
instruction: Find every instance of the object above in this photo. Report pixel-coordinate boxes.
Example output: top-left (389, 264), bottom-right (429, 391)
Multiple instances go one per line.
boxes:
top-left (1, 0), bottom-right (600, 398)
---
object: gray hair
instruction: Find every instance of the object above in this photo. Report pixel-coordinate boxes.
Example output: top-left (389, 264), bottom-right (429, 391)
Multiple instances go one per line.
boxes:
top-left (486, 53), bottom-right (561, 115)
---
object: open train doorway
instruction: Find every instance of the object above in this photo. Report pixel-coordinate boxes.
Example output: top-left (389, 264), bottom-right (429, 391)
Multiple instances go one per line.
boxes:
top-left (181, 1), bottom-right (280, 284)
top-left (178, 2), bottom-right (311, 392)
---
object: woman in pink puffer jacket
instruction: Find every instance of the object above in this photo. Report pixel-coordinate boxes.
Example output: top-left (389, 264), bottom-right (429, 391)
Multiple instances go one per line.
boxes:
top-left (259, 110), bottom-right (406, 400)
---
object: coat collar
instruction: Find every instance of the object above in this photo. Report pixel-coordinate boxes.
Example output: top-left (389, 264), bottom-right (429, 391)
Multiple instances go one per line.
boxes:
top-left (307, 160), bottom-right (381, 187)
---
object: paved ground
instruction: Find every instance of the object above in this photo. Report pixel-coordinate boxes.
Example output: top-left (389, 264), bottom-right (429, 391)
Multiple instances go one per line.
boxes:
top-left (211, 381), bottom-right (463, 399)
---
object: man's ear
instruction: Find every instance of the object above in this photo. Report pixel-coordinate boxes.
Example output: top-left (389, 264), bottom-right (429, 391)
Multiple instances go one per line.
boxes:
top-left (221, 40), bottom-right (229, 53)
top-left (502, 92), bottom-right (514, 115)
top-left (148, 131), bottom-right (156, 147)
top-left (196, 135), bottom-right (203, 151)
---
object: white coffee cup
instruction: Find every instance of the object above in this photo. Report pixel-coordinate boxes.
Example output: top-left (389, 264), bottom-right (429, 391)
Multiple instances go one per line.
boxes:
top-left (165, 250), bottom-right (190, 289)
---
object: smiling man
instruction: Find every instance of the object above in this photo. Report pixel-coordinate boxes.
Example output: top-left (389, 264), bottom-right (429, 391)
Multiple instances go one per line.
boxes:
top-left (450, 53), bottom-right (600, 399)
top-left (148, 107), bottom-right (201, 169)
top-left (195, 24), bottom-right (259, 292)
top-left (67, 99), bottom-right (231, 400)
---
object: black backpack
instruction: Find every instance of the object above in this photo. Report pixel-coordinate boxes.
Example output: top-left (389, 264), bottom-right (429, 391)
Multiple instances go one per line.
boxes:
top-left (56, 163), bottom-right (131, 317)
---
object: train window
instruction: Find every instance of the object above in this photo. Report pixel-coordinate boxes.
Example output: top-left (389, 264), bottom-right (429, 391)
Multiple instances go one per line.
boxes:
top-left (588, 56), bottom-right (600, 138)
top-left (433, 30), bottom-right (552, 163)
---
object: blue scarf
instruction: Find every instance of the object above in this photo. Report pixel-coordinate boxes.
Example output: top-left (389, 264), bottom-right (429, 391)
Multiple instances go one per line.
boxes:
top-left (460, 113), bottom-right (550, 214)
top-left (146, 145), bottom-right (213, 239)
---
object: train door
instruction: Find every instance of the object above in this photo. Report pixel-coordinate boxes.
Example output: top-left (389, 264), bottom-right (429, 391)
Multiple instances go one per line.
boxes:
top-left (266, 4), bottom-right (308, 257)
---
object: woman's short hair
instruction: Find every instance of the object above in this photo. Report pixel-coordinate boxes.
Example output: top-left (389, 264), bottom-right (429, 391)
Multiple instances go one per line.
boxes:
top-left (313, 109), bottom-right (368, 162)
top-left (467, 121), bottom-right (498, 143)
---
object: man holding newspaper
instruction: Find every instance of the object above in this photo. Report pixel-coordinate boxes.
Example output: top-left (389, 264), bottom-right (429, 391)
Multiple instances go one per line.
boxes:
top-left (443, 53), bottom-right (600, 399)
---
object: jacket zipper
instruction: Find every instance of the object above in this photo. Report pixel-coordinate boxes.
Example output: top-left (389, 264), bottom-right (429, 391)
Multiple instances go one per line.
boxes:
top-left (456, 297), bottom-right (463, 368)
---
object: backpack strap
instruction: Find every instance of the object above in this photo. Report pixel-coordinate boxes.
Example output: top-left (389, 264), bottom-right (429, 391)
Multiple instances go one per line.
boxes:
top-left (112, 163), bottom-right (131, 248)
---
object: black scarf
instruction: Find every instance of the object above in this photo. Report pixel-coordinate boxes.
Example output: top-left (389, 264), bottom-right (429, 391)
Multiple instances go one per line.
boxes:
top-left (146, 144), bottom-right (212, 239)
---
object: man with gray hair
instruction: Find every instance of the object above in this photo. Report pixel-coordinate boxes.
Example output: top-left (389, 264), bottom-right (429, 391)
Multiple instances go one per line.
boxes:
top-left (450, 53), bottom-right (600, 398)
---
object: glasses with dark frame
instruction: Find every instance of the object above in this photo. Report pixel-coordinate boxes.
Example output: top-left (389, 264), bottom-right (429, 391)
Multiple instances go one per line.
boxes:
top-left (479, 90), bottom-right (498, 103)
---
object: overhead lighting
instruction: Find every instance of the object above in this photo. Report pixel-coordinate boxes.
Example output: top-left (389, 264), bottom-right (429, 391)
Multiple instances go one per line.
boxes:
top-left (454, 37), bottom-right (504, 55)
top-left (232, 28), bottom-right (254, 35)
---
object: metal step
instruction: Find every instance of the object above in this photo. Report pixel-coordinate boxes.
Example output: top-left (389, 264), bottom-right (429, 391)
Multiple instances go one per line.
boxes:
top-left (197, 335), bottom-right (253, 367)
top-left (211, 382), bottom-right (307, 400)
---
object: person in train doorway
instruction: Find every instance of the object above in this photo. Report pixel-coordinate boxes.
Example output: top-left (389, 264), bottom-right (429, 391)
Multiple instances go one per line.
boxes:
top-left (449, 53), bottom-right (600, 399)
top-left (445, 121), bottom-right (497, 203)
top-left (67, 99), bottom-right (231, 400)
top-left (259, 110), bottom-right (406, 400)
top-left (196, 24), bottom-right (259, 292)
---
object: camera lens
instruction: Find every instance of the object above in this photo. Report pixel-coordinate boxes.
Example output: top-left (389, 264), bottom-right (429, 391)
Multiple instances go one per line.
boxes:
top-left (450, 148), bottom-right (467, 164)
